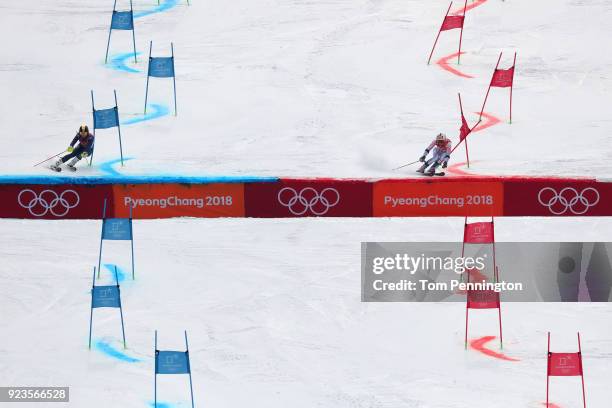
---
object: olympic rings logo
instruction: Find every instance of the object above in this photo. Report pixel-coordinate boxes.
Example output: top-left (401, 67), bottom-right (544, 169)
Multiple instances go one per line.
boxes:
top-left (17, 189), bottom-right (80, 217)
top-left (277, 187), bottom-right (340, 216)
top-left (537, 187), bottom-right (600, 215)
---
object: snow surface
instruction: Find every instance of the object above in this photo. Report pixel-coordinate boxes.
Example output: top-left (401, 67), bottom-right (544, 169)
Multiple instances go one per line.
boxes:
top-left (1, 0), bottom-right (611, 179)
top-left (2, 1), bottom-right (612, 407)
top-left (2, 217), bottom-right (612, 407)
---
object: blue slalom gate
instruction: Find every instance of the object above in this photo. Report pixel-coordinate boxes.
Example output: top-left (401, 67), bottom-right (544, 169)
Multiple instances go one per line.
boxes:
top-left (88, 265), bottom-right (127, 349)
top-left (154, 331), bottom-right (195, 407)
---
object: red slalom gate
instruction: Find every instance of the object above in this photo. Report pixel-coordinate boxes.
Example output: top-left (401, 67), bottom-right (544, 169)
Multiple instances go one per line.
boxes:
top-left (480, 52), bottom-right (517, 123)
top-left (427, 1), bottom-right (468, 65)
top-left (462, 217), bottom-right (503, 349)
top-left (546, 332), bottom-right (587, 408)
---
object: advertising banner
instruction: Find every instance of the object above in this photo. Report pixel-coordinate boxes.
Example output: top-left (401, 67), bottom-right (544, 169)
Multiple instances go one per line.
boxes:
top-left (504, 180), bottom-right (612, 216)
top-left (245, 179), bottom-right (372, 217)
top-left (373, 180), bottom-right (504, 217)
top-left (1, 184), bottom-right (112, 219)
top-left (111, 183), bottom-right (244, 218)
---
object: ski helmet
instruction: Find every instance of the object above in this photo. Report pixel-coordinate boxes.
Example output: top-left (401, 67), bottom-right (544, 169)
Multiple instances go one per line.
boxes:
top-left (79, 124), bottom-right (89, 133)
top-left (435, 133), bottom-right (447, 145)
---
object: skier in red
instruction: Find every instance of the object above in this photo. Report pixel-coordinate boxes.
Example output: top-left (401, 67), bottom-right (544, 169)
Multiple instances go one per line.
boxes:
top-left (417, 133), bottom-right (452, 175)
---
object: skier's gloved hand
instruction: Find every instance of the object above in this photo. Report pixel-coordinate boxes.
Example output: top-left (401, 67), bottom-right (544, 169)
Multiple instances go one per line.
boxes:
top-left (441, 161), bottom-right (448, 169)
top-left (80, 152), bottom-right (89, 159)
top-left (66, 146), bottom-right (74, 153)
top-left (419, 155), bottom-right (426, 162)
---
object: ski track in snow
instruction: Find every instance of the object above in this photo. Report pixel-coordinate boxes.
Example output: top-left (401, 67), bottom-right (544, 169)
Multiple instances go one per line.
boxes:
top-left (469, 336), bottom-right (520, 362)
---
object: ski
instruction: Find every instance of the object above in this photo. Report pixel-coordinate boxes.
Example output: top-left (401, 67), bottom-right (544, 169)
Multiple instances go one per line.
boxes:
top-left (49, 165), bottom-right (62, 172)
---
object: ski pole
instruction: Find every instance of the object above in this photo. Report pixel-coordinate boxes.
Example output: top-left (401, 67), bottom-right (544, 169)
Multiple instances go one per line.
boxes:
top-left (392, 160), bottom-right (420, 171)
top-left (33, 150), bottom-right (65, 167)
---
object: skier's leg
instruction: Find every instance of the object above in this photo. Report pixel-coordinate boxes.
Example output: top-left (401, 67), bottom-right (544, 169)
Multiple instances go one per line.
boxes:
top-left (427, 152), bottom-right (442, 174)
top-left (418, 157), bottom-right (434, 173)
top-left (67, 147), bottom-right (87, 169)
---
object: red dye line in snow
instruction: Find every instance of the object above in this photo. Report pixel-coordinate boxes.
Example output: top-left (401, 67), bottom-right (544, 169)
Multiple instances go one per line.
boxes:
top-left (450, 0), bottom-right (488, 16)
top-left (447, 161), bottom-right (475, 176)
top-left (472, 111), bottom-right (502, 133)
top-left (470, 336), bottom-right (520, 361)
top-left (436, 52), bottom-right (474, 78)
top-left (541, 403), bottom-right (563, 408)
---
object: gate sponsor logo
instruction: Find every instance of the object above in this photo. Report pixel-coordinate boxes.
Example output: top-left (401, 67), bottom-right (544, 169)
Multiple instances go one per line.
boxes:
top-left (17, 189), bottom-right (80, 217)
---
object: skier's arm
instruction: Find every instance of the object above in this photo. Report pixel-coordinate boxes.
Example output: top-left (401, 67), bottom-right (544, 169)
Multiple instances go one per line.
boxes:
top-left (420, 140), bottom-right (436, 161)
top-left (69, 134), bottom-right (79, 147)
top-left (439, 142), bottom-right (453, 168)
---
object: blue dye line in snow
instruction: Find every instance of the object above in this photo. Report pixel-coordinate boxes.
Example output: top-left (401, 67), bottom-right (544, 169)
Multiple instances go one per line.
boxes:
top-left (103, 264), bottom-right (126, 283)
top-left (0, 174), bottom-right (278, 185)
top-left (148, 402), bottom-right (175, 408)
top-left (99, 157), bottom-right (134, 177)
top-left (122, 104), bottom-right (169, 125)
top-left (94, 340), bottom-right (141, 363)
top-left (134, 0), bottom-right (179, 19)
top-left (107, 52), bottom-right (143, 73)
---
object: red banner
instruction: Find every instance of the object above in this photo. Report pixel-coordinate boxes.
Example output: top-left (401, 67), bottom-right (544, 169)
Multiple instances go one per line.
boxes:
top-left (464, 221), bottom-right (494, 243)
top-left (373, 180), bottom-right (504, 217)
top-left (111, 183), bottom-right (245, 219)
top-left (459, 112), bottom-right (471, 141)
top-left (245, 179), bottom-right (372, 217)
top-left (548, 352), bottom-right (583, 376)
top-left (491, 66), bottom-right (515, 87)
top-left (504, 180), bottom-right (612, 216)
top-left (467, 289), bottom-right (500, 309)
top-left (441, 15), bottom-right (464, 31)
top-left (0, 184), bottom-right (112, 219)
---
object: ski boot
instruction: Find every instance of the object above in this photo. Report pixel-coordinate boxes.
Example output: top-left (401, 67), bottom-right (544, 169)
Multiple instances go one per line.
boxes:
top-left (50, 159), bottom-right (63, 172)
top-left (66, 157), bottom-right (78, 172)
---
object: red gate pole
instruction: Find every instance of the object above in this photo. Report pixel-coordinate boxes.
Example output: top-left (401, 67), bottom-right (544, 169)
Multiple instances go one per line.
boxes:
top-left (578, 332), bottom-right (587, 408)
top-left (479, 52), bottom-right (503, 120)
top-left (457, 0), bottom-right (468, 64)
top-left (509, 52), bottom-right (517, 123)
top-left (496, 266), bottom-right (503, 349)
top-left (428, 3), bottom-right (453, 65)
top-left (546, 332), bottom-right (551, 407)
top-left (465, 268), bottom-right (470, 349)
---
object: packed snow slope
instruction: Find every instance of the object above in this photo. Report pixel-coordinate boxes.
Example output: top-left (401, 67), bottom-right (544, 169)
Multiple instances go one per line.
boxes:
top-left (1, 0), bottom-right (611, 179)
top-left (1, 217), bottom-right (612, 407)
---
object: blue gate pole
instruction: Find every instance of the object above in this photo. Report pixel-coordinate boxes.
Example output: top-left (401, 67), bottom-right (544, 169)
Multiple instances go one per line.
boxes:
top-left (154, 330), bottom-right (158, 407)
top-left (105, 0), bottom-right (117, 64)
top-left (90, 90), bottom-right (96, 166)
top-left (130, 206), bottom-right (135, 280)
top-left (114, 90), bottom-right (125, 166)
top-left (116, 266), bottom-right (127, 349)
top-left (185, 330), bottom-right (195, 408)
top-left (97, 199), bottom-right (107, 278)
top-left (144, 41), bottom-right (152, 114)
top-left (88, 266), bottom-right (96, 349)
top-left (130, 0), bottom-right (137, 63)
top-left (172, 43), bottom-right (177, 116)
